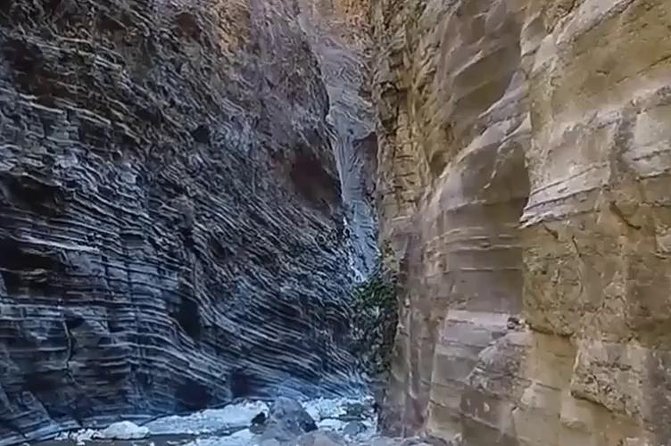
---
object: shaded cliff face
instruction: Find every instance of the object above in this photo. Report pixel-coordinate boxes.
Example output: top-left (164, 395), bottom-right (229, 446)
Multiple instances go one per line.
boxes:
top-left (298, 0), bottom-right (378, 281)
top-left (0, 0), bottom-right (375, 443)
top-left (372, 0), bottom-right (671, 445)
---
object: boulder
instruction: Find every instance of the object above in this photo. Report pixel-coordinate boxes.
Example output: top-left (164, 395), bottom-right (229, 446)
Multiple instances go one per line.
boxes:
top-left (256, 398), bottom-right (319, 444)
top-left (250, 411), bottom-right (268, 434)
top-left (268, 397), bottom-right (318, 434)
top-left (95, 421), bottom-right (150, 440)
top-left (342, 421), bottom-right (367, 438)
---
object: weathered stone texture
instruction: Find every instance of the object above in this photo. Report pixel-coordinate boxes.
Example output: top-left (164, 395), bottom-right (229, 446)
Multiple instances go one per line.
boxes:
top-left (0, 0), bottom-right (375, 443)
top-left (298, 0), bottom-right (378, 280)
top-left (372, 0), bottom-right (671, 445)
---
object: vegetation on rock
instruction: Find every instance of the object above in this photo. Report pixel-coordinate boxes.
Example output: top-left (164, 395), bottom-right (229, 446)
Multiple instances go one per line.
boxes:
top-left (350, 264), bottom-right (398, 379)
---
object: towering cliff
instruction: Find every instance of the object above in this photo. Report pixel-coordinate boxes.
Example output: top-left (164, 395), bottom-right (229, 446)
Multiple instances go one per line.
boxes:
top-left (298, 0), bottom-right (378, 280)
top-left (0, 0), bottom-right (375, 443)
top-left (372, 1), bottom-right (671, 445)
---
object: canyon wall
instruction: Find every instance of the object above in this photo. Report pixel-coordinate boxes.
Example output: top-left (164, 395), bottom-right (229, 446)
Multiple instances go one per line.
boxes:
top-left (0, 0), bottom-right (374, 443)
top-left (372, 0), bottom-right (671, 445)
top-left (298, 0), bottom-right (378, 280)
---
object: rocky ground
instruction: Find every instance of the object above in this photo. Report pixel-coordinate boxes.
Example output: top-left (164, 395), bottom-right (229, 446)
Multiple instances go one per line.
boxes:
top-left (35, 397), bottom-right (452, 446)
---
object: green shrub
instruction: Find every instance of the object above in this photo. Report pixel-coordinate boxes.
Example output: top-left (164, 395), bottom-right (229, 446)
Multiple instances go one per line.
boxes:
top-left (350, 265), bottom-right (398, 379)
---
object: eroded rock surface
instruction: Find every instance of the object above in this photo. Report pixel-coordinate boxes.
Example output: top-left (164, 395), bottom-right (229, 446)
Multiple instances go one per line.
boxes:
top-left (0, 0), bottom-right (375, 443)
top-left (371, 0), bottom-right (671, 445)
top-left (297, 0), bottom-right (378, 280)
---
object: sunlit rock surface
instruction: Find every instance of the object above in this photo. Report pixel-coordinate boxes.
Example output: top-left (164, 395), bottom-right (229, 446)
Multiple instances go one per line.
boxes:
top-left (0, 0), bottom-right (376, 443)
top-left (371, 0), bottom-right (671, 445)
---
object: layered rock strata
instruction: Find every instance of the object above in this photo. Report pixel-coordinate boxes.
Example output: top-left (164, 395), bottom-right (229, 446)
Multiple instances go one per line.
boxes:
top-left (0, 0), bottom-right (374, 443)
top-left (297, 0), bottom-right (378, 280)
top-left (372, 0), bottom-right (671, 445)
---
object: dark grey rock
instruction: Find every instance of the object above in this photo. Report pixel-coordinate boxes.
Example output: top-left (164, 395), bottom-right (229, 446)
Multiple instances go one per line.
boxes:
top-left (250, 411), bottom-right (268, 434)
top-left (256, 398), bottom-right (319, 445)
top-left (251, 412), bottom-right (267, 426)
top-left (269, 397), bottom-right (317, 434)
top-left (342, 421), bottom-right (367, 437)
top-left (0, 0), bottom-right (375, 444)
top-left (297, 430), bottom-right (346, 446)
top-left (338, 402), bottom-right (369, 421)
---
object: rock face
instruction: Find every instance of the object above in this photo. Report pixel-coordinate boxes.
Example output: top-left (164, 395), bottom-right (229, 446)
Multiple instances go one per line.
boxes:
top-left (297, 0), bottom-right (378, 280)
top-left (371, 0), bottom-right (671, 445)
top-left (0, 0), bottom-right (375, 443)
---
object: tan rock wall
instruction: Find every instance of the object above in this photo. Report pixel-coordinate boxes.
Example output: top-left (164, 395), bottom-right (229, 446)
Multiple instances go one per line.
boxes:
top-left (371, 0), bottom-right (671, 445)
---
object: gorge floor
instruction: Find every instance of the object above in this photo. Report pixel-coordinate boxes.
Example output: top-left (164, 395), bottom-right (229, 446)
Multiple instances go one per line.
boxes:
top-left (35, 397), bottom-right (387, 446)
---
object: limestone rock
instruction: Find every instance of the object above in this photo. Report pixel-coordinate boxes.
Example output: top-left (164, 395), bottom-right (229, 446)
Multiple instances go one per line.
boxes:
top-left (0, 0), bottom-right (375, 444)
top-left (371, 0), bottom-right (671, 445)
top-left (96, 421), bottom-right (149, 440)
